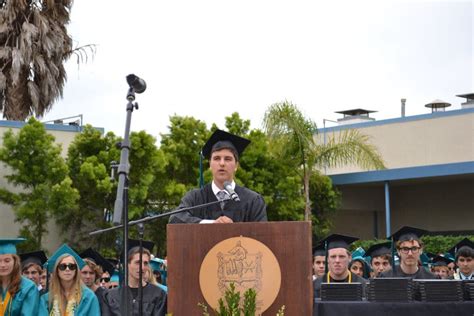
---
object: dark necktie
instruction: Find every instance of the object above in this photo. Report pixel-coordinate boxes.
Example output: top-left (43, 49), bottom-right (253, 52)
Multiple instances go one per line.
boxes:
top-left (216, 190), bottom-right (228, 211)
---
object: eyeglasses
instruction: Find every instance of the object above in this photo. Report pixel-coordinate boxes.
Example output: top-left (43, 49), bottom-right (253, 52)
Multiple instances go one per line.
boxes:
top-left (58, 263), bottom-right (77, 271)
top-left (100, 277), bottom-right (111, 283)
top-left (399, 246), bottom-right (421, 254)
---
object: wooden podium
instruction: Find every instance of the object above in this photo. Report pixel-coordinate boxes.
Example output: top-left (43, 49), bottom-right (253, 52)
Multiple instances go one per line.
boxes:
top-left (167, 221), bottom-right (312, 315)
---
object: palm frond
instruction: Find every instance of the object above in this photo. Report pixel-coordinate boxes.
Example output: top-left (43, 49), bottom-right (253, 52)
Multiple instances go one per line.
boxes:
top-left (314, 129), bottom-right (386, 170)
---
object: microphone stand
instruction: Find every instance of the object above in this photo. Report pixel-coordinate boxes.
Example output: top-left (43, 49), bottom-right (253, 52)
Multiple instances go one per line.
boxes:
top-left (137, 223), bottom-right (144, 316)
top-left (89, 198), bottom-right (232, 236)
top-left (113, 87), bottom-right (138, 316)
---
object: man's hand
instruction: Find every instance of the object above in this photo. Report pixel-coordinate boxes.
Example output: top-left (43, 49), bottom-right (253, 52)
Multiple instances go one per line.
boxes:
top-left (215, 216), bottom-right (234, 223)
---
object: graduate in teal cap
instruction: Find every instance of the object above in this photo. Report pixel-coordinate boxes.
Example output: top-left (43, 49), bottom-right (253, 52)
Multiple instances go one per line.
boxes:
top-left (39, 244), bottom-right (100, 316)
top-left (0, 238), bottom-right (39, 315)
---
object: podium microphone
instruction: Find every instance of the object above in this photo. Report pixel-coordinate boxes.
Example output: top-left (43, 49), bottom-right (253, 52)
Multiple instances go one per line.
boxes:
top-left (126, 74), bottom-right (147, 94)
top-left (224, 181), bottom-right (240, 202)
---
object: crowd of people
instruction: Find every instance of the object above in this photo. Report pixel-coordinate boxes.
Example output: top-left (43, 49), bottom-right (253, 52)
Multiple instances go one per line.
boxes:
top-left (0, 238), bottom-right (169, 316)
top-left (1, 130), bottom-right (472, 315)
top-left (312, 227), bottom-right (474, 299)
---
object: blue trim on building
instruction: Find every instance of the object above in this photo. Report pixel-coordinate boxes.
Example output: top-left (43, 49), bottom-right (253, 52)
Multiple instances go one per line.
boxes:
top-left (330, 161), bottom-right (474, 185)
top-left (0, 120), bottom-right (104, 134)
top-left (319, 108), bottom-right (474, 133)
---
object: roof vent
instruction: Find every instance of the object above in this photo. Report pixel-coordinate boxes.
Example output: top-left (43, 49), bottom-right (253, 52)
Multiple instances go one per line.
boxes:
top-left (335, 109), bottom-right (376, 125)
top-left (456, 93), bottom-right (474, 109)
top-left (425, 99), bottom-right (451, 112)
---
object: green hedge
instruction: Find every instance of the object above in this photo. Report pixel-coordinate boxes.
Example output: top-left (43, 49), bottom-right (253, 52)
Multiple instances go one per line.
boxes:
top-left (351, 235), bottom-right (474, 255)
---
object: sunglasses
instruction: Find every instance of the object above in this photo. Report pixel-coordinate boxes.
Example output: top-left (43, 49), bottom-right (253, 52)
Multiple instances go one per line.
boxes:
top-left (100, 277), bottom-right (111, 283)
top-left (58, 263), bottom-right (77, 271)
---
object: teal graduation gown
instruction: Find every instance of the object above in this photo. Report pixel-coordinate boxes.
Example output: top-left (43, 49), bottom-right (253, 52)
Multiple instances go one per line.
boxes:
top-left (39, 286), bottom-right (100, 316)
top-left (2, 276), bottom-right (39, 316)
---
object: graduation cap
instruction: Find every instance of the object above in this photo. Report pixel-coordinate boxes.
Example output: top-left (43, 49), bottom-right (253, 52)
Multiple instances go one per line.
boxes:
top-left (150, 258), bottom-right (166, 272)
top-left (419, 252), bottom-right (431, 267)
top-left (351, 247), bottom-right (366, 260)
top-left (447, 238), bottom-right (474, 257)
top-left (364, 242), bottom-right (392, 259)
top-left (390, 226), bottom-right (427, 243)
top-left (19, 251), bottom-right (48, 268)
top-left (121, 239), bottom-right (155, 263)
top-left (201, 129), bottom-right (251, 160)
top-left (313, 243), bottom-right (326, 257)
top-left (110, 270), bottom-right (120, 283)
top-left (106, 257), bottom-right (120, 269)
top-left (45, 244), bottom-right (86, 273)
top-left (80, 248), bottom-right (115, 275)
top-left (321, 234), bottom-right (359, 251)
top-left (431, 255), bottom-right (453, 267)
top-left (0, 238), bottom-right (25, 255)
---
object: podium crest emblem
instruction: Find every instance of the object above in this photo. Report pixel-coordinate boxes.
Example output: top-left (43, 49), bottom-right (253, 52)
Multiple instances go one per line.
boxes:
top-left (199, 236), bottom-right (281, 314)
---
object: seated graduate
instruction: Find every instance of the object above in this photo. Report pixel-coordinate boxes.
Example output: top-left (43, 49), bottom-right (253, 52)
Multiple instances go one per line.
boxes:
top-left (349, 247), bottom-right (370, 279)
top-left (149, 258), bottom-right (167, 293)
top-left (312, 243), bottom-right (326, 280)
top-left (430, 255), bottom-right (453, 279)
top-left (0, 238), bottom-right (40, 315)
top-left (80, 248), bottom-right (116, 313)
top-left (19, 250), bottom-right (48, 291)
top-left (364, 242), bottom-right (392, 278)
top-left (313, 234), bottom-right (367, 299)
top-left (448, 238), bottom-right (474, 280)
top-left (169, 129), bottom-right (267, 224)
top-left (102, 239), bottom-right (167, 316)
top-left (379, 226), bottom-right (437, 279)
top-left (39, 244), bottom-right (100, 316)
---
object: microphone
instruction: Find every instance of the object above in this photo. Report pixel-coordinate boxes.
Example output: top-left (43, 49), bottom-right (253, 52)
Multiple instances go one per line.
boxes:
top-left (126, 74), bottom-right (147, 93)
top-left (223, 181), bottom-right (240, 202)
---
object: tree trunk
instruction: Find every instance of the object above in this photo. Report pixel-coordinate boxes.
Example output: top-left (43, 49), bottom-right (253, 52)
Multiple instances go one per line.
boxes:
top-left (304, 172), bottom-right (311, 221)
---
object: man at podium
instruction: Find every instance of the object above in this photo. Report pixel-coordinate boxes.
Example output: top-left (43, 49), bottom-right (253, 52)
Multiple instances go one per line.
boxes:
top-left (169, 129), bottom-right (267, 224)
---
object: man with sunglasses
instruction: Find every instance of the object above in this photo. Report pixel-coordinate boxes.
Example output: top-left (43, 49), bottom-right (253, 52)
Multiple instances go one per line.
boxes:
top-left (380, 226), bottom-right (437, 279)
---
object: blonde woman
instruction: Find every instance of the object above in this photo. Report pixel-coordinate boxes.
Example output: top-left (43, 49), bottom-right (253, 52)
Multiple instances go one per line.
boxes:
top-left (39, 244), bottom-right (100, 316)
top-left (0, 238), bottom-right (39, 315)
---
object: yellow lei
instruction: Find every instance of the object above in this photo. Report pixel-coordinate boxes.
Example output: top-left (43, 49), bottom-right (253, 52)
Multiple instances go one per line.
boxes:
top-left (0, 291), bottom-right (12, 316)
top-left (326, 271), bottom-right (352, 283)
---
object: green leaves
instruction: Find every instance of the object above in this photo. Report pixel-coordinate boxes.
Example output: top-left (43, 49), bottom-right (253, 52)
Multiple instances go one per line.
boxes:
top-left (0, 118), bottom-right (74, 251)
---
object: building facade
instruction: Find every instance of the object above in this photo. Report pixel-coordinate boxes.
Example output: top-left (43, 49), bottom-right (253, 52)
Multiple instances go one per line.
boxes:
top-left (320, 104), bottom-right (474, 239)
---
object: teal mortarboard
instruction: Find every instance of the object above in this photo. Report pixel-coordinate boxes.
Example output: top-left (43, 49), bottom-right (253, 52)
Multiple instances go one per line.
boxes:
top-left (420, 252), bottom-right (430, 267)
top-left (447, 238), bottom-right (474, 257)
top-left (19, 250), bottom-right (48, 268)
top-left (150, 258), bottom-right (165, 272)
top-left (390, 226), bottom-right (427, 243)
top-left (0, 238), bottom-right (25, 255)
top-left (80, 248), bottom-right (115, 275)
top-left (321, 234), bottom-right (359, 251)
top-left (46, 244), bottom-right (86, 273)
top-left (431, 255), bottom-right (453, 267)
top-left (351, 247), bottom-right (365, 260)
top-left (110, 271), bottom-right (120, 283)
top-left (364, 242), bottom-right (392, 259)
top-left (443, 252), bottom-right (455, 262)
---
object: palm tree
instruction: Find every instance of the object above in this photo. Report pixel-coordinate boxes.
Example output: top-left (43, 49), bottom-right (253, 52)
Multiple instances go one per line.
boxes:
top-left (263, 101), bottom-right (385, 221)
top-left (0, 0), bottom-right (94, 120)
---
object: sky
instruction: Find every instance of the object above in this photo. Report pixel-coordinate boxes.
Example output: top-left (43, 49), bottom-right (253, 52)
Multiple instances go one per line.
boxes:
top-left (41, 0), bottom-right (473, 141)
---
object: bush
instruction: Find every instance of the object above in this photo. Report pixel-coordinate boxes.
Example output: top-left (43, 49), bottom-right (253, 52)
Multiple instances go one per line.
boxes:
top-left (351, 235), bottom-right (474, 254)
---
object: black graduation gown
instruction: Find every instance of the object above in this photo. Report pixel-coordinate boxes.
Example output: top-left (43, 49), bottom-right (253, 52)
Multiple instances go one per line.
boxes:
top-left (379, 265), bottom-right (438, 279)
top-left (313, 272), bottom-right (367, 299)
top-left (102, 283), bottom-right (167, 316)
top-left (169, 183), bottom-right (267, 223)
top-left (95, 286), bottom-right (109, 315)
